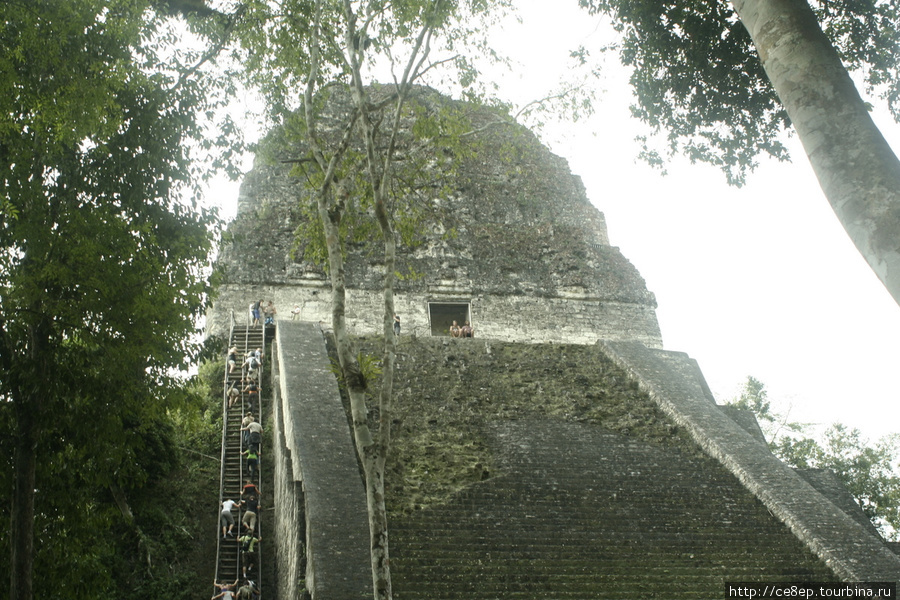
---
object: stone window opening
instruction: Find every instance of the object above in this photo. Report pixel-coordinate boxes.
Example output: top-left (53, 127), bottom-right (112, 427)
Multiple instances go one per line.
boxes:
top-left (428, 302), bottom-right (471, 337)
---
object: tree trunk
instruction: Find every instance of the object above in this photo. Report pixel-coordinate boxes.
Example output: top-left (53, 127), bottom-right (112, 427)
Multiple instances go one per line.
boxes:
top-left (369, 179), bottom-right (397, 600)
top-left (347, 102), bottom-right (398, 600)
top-left (10, 398), bottom-right (37, 600)
top-left (731, 0), bottom-right (900, 306)
top-left (315, 185), bottom-right (389, 600)
top-left (363, 452), bottom-right (391, 600)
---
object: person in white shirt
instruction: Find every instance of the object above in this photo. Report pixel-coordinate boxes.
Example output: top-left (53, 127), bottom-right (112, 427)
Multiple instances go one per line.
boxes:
top-left (220, 498), bottom-right (241, 538)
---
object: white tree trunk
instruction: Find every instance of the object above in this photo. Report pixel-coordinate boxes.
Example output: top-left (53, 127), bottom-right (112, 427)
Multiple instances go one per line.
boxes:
top-left (732, 0), bottom-right (900, 307)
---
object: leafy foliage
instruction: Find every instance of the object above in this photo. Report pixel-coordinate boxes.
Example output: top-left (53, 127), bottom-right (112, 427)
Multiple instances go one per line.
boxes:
top-left (727, 377), bottom-right (900, 539)
top-left (264, 87), bottom-right (484, 273)
top-left (728, 375), bottom-right (805, 442)
top-left (0, 385), bottom-right (222, 600)
top-left (331, 351), bottom-right (384, 390)
top-left (578, 0), bottom-right (900, 184)
top-left (774, 424), bottom-right (900, 538)
top-left (0, 1), bottom-right (235, 597)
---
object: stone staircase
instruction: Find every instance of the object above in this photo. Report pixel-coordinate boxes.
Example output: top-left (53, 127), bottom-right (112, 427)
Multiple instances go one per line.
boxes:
top-left (598, 340), bottom-right (900, 581)
top-left (271, 321), bottom-right (372, 600)
top-left (389, 419), bottom-right (836, 599)
top-left (267, 334), bottom-right (896, 598)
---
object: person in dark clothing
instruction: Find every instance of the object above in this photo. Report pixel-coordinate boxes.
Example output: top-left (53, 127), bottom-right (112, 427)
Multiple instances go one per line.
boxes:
top-left (461, 320), bottom-right (474, 337)
top-left (241, 417), bottom-right (263, 453)
top-left (242, 479), bottom-right (260, 500)
top-left (238, 533), bottom-right (261, 579)
top-left (235, 578), bottom-right (257, 600)
top-left (242, 380), bottom-right (259, 414)
top-left (242, 494), bottom-right (260, 533)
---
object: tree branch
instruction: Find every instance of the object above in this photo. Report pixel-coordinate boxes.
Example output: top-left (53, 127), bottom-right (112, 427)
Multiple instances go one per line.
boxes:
top-left (170, 4), bottom-right (247, 94)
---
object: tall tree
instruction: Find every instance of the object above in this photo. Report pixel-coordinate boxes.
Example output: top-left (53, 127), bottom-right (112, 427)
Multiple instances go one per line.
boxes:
top-left (579, 0), bottom-right (900, 308)
top-left (233, 1), bottom-right (510, 597)
top-left (0, 2), bottom-right (236, 598)
top-left (728, 375), bottom-right (805, 443)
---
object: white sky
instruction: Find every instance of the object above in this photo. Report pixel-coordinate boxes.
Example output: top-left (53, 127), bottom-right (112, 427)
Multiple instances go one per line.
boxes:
top-left (494, 2), bottom-right (900, 440)
top-left (208, 1), bottom-right (900, 441)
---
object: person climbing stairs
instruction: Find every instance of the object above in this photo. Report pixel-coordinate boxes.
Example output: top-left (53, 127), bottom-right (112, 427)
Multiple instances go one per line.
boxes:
top-left (213, 321), bottom-right (265, 595)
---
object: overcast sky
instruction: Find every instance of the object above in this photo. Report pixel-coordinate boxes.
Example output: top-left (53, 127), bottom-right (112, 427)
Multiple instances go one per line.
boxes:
top-left (210, 1), bottom-right (900, 441)
top-left (492, 2), bottom-right (900, 441)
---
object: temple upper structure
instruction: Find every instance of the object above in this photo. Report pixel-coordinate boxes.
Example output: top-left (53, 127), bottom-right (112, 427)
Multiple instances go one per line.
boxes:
top-left (208, 86), bottom-right (661, 347)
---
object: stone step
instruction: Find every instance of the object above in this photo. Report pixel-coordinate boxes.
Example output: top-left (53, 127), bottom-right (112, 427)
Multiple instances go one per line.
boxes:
top-left (394, 552), bottom-right (814, 567)
top-left (394, 569), bottom-right (820, 585)
top-left (392, 517), bottom-right (793, 535)
top-left (393, 554), bottom-right (825, 573)
top-left (390, 538), bottom-right (813, 555)
top-left (386, 418), bottom-right (836, 598)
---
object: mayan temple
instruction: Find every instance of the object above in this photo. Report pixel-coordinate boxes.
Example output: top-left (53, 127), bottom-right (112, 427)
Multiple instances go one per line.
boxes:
top-left (208, 87), bottom-right (900, 599)
top-left (206, 86), bottom-right (661, 347)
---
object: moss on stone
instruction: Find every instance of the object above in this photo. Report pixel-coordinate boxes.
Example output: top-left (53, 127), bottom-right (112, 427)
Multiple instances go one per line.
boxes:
top-left (350, 335), bottom-right (698, 518)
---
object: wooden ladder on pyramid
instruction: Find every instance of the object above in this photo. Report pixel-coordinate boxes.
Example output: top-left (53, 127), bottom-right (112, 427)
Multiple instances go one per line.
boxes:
top-left (213, 314), bottom-right (266, 594)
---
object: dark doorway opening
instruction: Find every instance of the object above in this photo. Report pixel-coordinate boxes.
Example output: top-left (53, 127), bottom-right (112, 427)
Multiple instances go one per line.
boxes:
top-left (428, 303), bottom-right (470, 336)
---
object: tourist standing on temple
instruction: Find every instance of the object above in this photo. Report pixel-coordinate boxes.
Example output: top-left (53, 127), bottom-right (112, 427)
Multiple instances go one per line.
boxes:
top-left (264, 301), bottom-right (277, 325)
top-left (250, 299), bottom-right (262, 327)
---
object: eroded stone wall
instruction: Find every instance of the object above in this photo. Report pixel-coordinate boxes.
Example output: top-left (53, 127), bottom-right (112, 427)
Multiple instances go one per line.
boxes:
top-left (207, 283), bottom-right (662, 347)
top-left (598, 340), bottom-right (900, 582)
top-left (271, 360), bottom-right (306, 600)
top-left (209, 86), bottom-right (662, 348)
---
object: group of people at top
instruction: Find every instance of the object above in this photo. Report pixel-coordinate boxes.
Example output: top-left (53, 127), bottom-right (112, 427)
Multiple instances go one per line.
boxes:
top-left (449, 320), bottom-right (474, 338)
top-left (249, 300), bottom-right (277, 327)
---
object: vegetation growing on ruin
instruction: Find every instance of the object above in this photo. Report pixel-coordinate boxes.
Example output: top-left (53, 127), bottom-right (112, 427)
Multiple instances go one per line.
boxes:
top-left (348, 335), bottom-right (697, 518)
